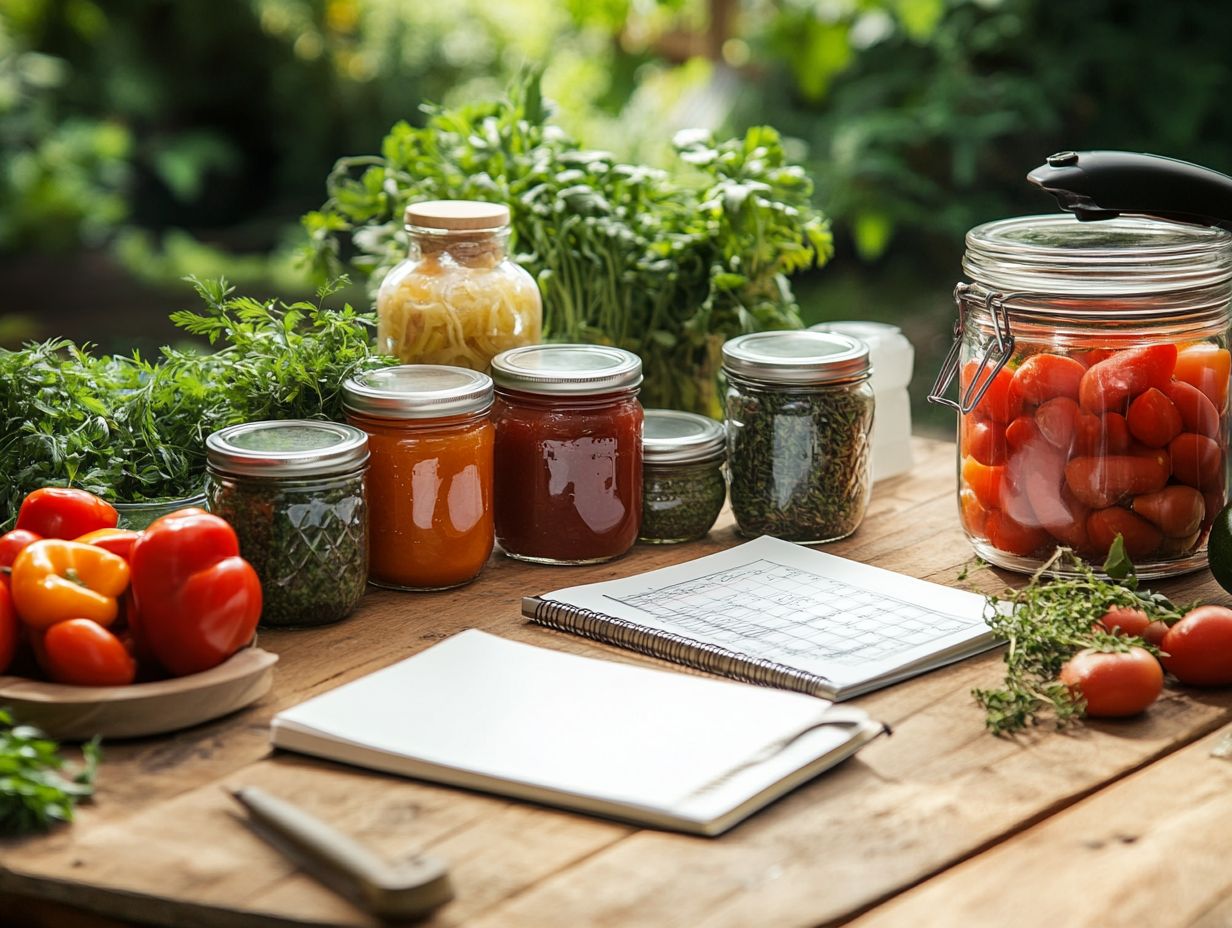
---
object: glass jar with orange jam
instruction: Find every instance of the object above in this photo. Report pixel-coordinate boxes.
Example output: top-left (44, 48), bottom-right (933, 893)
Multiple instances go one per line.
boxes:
top-left (491, 344), bottom-right (643, 565)
top-left (343, 365), bottom-right (494, 590)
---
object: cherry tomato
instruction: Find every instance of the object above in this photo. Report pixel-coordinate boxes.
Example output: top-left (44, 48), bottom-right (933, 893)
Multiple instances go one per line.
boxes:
top-left (1005, 416), bottom-right (1041, 452)
top-left (1169, 432), bottom-right (1223, 490)
top-left (962, 456), bottom-right (1004, 511)
top-left (1165, 381), bottom-right (1220, 439)
top-left (41, 618), bottom-right (136, 687)
top-left (1174, 343), bottom-right (1231, 412)
top-left (1059, 647), bottom-right (1162, 717)
top-left (0, 529), bottom-right (41, 569)
top-left (1011, 354), bottom-right (1085, 405)
top-left (959, 488), bottom-right (988, 537)
top-left (961, 361), bottom-right (1019, 423)
top-left (1086, 507), bottom-right (1162, 560)
top-left (1093, 606), bottom-right (1151, 638)
top-left (1078, 344), bottom-right (1178, 413)
top-left (0, 580), bottom-right (16, 674)
top-left (985, 509), bottom-right (1050, 557)
top-left (1065, 451), bottom-right (1170, 509)
top-left (1126, 387), bottom-right (1184, 448)
top-left (1161, 606), bottom-right (1232, 686)
top-left (1074, 412), bottom-right (1131, 456)
top-left (963, 419), bottom-right (1007, 466)
top-left (1020, 450), bottom-right (1088, 549)
top-left (1035, 397), bottom-right (1081, 450)
top-left (1131, 485), bottom-right (1205, 538)
top-left (1072, 348), bottom-right (1116, 369)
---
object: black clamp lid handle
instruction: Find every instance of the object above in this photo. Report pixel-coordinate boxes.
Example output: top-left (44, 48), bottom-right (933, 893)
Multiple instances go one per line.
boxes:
top-left (1027, 150), bottom-right (1232, 231)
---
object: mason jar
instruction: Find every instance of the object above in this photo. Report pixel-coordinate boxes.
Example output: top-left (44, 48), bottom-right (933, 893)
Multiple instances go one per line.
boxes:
top-left (640, 409), bottom-right (727, 544)
top-left (376, 199), bottom-right (542, 371)
top-left (723, 331), bottom-right (875, 543)
top-left (491, 344), bottom-right (643, 564)
top-left (933, 214), bottom-right (1232, 577)
top-left (205, 420), bottom-right (369, 628)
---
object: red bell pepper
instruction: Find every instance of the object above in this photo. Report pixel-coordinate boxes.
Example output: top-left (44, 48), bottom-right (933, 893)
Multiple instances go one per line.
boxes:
top-left (129, 509), bottom-right (261, 677)
top-left (16, 488), bottom-right (118, 540)
top-left (0, 579), bottom-right (17, 674)
top-left (75, 528), bottom-right (141, 562)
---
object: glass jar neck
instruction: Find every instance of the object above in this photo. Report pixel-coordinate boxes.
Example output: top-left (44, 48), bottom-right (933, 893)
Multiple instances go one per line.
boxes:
top-left (495, 386), bottom-right (640, 411)
top-left (348, 408), bottom-right (490, 433)
top-left (725, 371), bottom-right (871, 394)
top-left (206, 465), bottom-right (367, 489)
top-left (407, 226), bottom-right (509, 266)
top-left (644, 454), bottom-right (725, 474)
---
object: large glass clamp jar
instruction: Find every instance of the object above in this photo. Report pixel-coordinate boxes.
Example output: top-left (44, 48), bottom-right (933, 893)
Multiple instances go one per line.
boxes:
top-left (932, 213), bottom-right (1232, 578)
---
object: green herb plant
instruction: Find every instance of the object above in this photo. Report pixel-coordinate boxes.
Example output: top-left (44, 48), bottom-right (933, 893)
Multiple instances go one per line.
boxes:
top-left (0, 277), bottom-right (394, 527)
top-left (0, 708), bottom-right (100, 836)
top-left (304, 70), bottom-right (832, 417)
top-left (974, 538), bottom-right (1185, 735)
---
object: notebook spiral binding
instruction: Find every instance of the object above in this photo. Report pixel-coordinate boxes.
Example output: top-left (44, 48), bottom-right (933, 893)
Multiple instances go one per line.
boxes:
top-left (526, 597), bottom-right (834, 699)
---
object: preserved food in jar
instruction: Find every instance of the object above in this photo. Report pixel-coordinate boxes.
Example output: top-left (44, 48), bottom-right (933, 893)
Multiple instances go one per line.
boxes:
top-left (344, 365), bottom-right (494, 590)
top-left (491, 345), bottom-right (643, 564)
top-left (377, 200), bottom-right (542, 371)
top-left (940, 215), bottom-right (1232, 577)
top-left (640, 409), bottom-right (727, 544)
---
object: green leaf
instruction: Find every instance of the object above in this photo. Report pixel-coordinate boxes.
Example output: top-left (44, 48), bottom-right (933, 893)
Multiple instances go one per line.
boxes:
top-left (1102, 534), bottom-right (1136, 581)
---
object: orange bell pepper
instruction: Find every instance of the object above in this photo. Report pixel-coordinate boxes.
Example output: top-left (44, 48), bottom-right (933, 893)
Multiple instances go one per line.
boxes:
top-left (9, 539), bottom-right (130, 630)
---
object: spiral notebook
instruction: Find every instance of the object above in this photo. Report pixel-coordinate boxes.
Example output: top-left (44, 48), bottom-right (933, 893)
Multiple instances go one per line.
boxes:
top-left (524, 536), bottom-right (995, 700)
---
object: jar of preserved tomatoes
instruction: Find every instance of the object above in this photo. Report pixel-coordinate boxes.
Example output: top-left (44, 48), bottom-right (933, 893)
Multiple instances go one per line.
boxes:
top-left (343, 365), bottom-right (494, 590)
top-left (934, 214), bottom-right (1232, 577)
top-left (377, 200), bottom-right (542, 371)
top-left (491, 344), bottom-right (643, 564)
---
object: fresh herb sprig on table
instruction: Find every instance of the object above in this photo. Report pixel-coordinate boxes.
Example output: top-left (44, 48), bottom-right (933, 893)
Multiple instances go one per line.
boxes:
top-left (0, 278), bottom-right (394, 527)
top-left (0, 708), bottom-right (100, 836)
top-left (974, 541), bottom-right (1185, 735)
top-left (304, 71), bottom-right (832, 417)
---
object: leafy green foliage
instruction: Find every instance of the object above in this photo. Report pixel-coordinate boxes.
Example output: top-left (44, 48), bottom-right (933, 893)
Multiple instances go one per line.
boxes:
top-left (0, 278), bottom-right (393, 525)
top-left (306, 71), bottom-right (832, 416)
top-left (973, 545), bottom-right (1184, 735)
top-left (0, 708), bottom-right (100, 836)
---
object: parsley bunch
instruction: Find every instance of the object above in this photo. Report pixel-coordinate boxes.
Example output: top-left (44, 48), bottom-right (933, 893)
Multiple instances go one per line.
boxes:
top-left (0, 708), bottom-right (100, 836)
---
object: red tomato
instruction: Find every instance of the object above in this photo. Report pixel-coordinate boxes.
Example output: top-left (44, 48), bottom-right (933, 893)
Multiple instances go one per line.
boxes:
top-left (1020, 449), bottom-right (1088, 549)
top-left (1065, 452), bottom-right (1170, 509)
top-left (1086, 507), bottom-right (1162, 560)
top-left (0, 580), bottom-right (16, 674)
top-left (959, 488), bottom-right (988, 537)
top-left (1059, 647), bottom-right (1162, 717)
top-left (961, 361), bottom-right (1019, 423)
top-left (962, 456), bottom-right (1004, 511)
top-left (1011, 354), bottom-right (1085, 405)
top-left (15, 488), bottom-right (118, 540)
top-left (0, 529), bottom-right (41, 569)
top-left (1174, 343), bottom-right (1231, 412)
top-left (1131, 486), bottom-right (1205, 538)
top-left (1143, 621), bottom-right (1170, 648)
top-left (1161, 606), bottom-right (1232, 686)
top-left (1074, 412), bottom-right (1131, 456)
top-left (1078, 345), bottom-right (1178, 413)
top-left (1036, 397), bottom-right (1081, 450)
top-left (1165, 381), bottom-right (1220, 439)
top-left (41, 618), bottom-right (136, 686)
top-left (985, 509), bottom-right (1050, 557)
top-left (1169, 432), bottom-right (1223, 490)
top-left (1126, 388), bottom-right (1184, 448)
top-left (1093, 606), bottom-right (1151, 638)
top-left (1072, 348), bottom-right (1116, 369)
top-left (963, 419), bottom-right (1007, 466)
top-left (1005, 416), bottom-right (1041, 452)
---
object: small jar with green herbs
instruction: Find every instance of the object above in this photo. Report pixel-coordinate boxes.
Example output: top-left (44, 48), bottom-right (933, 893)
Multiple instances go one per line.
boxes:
top-left (640, 409), bottom-right (727, 544)
top-left (205, 420), bottom-right (370, 628)
top-left (723, 331), bottom-right (874, 544)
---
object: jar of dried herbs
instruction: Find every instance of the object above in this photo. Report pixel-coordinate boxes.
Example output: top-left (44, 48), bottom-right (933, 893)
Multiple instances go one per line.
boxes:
top-left (640, 409), bottom-right (727, 544)
top-left (205, 420), bottom-right (370, 628)
top-left (723, 331), bottom-right (874, 544)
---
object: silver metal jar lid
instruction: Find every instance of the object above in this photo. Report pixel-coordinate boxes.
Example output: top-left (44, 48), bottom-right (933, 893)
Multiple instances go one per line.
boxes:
top-left (643, 409), bottom-right (726, 464)
top-left (342, 365), bottom-right (494, 419)
top-left (722, 331), bottom-right (871, 385)
top-left (206, 420), bottom-right (369, 479)
top-left (490, 344), bottom-right (642, 395)
top-left (964, 214), bottom-right (1232, 296)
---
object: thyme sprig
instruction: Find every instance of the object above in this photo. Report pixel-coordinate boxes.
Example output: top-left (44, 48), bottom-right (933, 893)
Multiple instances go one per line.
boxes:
top-left (974, 540), bottom-right (1185, 735)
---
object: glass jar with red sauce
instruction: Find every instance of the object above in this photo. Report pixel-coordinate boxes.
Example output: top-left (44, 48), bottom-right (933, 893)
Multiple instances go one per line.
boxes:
top-left (490, 344), bottom-right (643, 564)
top-left (933, 214), bottom-right (1232, 578)
top-left (342, 365), bottom-right (494, 590)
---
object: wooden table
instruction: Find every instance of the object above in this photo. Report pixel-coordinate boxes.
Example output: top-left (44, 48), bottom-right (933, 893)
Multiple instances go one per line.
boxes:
top-left (4, 436), bottom-right (1232, 928)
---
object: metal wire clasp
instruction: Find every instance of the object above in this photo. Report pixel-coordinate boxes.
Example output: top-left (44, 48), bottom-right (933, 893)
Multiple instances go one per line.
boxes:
top-left (928, 283), bottom-right (1017, 413)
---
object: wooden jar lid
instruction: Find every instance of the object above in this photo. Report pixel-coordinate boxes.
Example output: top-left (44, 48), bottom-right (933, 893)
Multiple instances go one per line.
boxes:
top-left (404, 199), bottom-right (510, 231)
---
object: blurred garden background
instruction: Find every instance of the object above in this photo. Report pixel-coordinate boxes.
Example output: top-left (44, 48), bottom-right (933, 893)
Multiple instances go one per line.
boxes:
top-left (3, 0), bottom-right (1231, 434)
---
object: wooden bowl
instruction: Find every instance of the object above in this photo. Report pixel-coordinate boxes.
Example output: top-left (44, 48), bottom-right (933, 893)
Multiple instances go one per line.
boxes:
top-left (0, 647), bottom-right (278, 740)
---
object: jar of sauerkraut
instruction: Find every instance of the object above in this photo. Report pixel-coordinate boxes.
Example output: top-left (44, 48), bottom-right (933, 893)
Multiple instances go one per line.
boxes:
top-left (377, 200), bottom-right (542, 371)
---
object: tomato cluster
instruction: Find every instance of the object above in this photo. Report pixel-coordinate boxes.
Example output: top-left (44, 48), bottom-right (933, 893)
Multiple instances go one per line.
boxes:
top-left (959, 341), bottom-right (1230, 564)
top-left (0, 488), bottom-right (262, 687)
